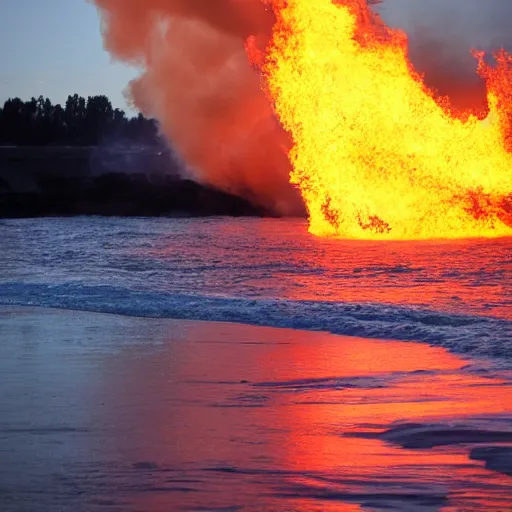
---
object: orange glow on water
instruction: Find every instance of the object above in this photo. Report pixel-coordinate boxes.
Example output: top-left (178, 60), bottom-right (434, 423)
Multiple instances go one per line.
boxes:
top-left (7, 309), bottom-right (510, 511)
top-left (110, 322), bottom-right (512, 511)
top-left (253, 0), bottom-right (512, 239)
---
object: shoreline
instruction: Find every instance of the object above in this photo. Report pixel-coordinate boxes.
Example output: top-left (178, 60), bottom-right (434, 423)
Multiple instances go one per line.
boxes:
top-left (1, 280), bottom-right (511, 364)
top-left (1, 306), bottom-right (511, 511)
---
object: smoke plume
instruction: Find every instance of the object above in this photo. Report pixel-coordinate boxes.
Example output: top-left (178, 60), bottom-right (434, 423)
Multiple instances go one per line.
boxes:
top-left (91, 0), bottom-right (512, 213)
top-left (379, 0), bottom-right (512, 115)
top-left (91, 0), bottom-right (303, 215)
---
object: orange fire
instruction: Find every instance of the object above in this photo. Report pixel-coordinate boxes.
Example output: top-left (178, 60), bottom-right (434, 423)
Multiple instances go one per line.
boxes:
top-left (249, 0), bottom-right (512, 239)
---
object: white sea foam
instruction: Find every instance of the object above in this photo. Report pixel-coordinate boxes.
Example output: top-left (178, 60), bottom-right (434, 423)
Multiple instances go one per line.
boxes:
top-left (1, 217), bottom-right (511, 362)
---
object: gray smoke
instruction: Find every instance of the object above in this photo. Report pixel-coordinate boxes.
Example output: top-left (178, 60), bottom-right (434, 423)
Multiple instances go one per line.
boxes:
top-left (379, 0), bottom-right (512, 112)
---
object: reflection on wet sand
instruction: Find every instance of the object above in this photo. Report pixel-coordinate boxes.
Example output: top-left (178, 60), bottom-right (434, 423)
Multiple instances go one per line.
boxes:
top-left (0, 307), bottom-right (511, 511)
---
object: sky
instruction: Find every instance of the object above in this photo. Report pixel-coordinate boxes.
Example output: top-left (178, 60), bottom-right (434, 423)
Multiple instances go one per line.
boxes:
top-left (0, 0), bottom-right (138, 112)
top-left (0, 0), bottom-right (510, 114)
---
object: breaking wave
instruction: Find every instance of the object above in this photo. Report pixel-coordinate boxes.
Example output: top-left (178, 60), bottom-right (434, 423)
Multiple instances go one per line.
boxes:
top-left (1, 282), bottom-right (511, 361)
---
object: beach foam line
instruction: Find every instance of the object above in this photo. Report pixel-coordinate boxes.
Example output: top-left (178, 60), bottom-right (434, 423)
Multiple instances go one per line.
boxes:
top-left (0, 282), bottom-right (511, 362)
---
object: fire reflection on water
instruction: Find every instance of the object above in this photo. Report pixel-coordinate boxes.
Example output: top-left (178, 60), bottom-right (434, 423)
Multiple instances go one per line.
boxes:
top-left (88, 319), bottom-right (512, 511)
top-left (136, 219), bottom-right (512, 320)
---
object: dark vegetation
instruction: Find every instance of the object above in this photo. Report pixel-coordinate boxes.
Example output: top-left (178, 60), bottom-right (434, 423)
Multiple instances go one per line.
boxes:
top-left (0, 94), bottom-right (161, 146)
top-left (0, 95), bottom-right (265, 218)
top-left (0, 171), bottom-right (264, 218)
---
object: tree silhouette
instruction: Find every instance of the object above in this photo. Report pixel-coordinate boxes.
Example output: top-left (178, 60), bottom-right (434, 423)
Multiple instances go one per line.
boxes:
top-left (0, 94), bottom-right (161, 146)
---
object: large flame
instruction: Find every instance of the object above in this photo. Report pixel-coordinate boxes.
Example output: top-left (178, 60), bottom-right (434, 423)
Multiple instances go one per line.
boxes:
top-left (252, 0), bottom-right (512, 239)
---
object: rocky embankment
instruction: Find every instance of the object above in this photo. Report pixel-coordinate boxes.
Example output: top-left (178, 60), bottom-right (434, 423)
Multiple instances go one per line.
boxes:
top-left (0, 146), bottom-right (265, 218)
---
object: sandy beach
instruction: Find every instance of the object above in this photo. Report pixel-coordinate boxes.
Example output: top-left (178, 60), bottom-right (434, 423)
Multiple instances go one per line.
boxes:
top-left (1, 306), bottom-right (511, 511)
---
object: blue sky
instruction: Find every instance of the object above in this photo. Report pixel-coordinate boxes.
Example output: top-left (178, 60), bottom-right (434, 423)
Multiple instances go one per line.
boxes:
top-left (0, 0), bottom-right (138, 112)
top-left (0, 0), bottom-right (509, 114)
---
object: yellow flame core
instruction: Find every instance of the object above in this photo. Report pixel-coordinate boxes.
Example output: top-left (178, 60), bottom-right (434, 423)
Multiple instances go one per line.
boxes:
top-left (260, 0), bottom-right (512, 239)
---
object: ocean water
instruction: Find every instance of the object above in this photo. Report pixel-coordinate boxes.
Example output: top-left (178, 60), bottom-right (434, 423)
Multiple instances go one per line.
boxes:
top-left (1, 216), bottom-right (511, 362)
top-left (1, 217), bottom-right (512, 511)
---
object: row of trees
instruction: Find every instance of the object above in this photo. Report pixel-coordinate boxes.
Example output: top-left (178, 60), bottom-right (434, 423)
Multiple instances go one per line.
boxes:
top-left (0, 94), bottom-right (163, 146)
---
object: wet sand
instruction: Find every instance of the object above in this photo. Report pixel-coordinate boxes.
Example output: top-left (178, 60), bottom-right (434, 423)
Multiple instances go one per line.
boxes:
top-left (0, 306), bottom-right (511, 511)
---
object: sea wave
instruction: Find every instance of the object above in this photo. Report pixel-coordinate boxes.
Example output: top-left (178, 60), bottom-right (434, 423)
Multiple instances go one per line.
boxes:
top-left (1, 282), bottom-right (511, 362)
